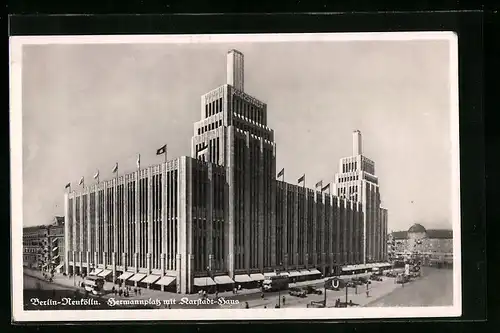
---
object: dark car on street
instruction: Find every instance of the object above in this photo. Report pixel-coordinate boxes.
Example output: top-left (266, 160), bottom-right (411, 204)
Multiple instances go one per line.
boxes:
top-left (303, 285), bottom-right (323, 295)
top-left (369, 274), bottom-right (383, 281)
top-left (289, 287), bottom-right (307, 298)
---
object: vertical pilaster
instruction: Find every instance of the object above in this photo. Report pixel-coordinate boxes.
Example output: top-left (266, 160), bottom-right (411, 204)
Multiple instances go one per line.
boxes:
top-left (95, 186), bottom-right (100, 266)
top-left (282, 184), bottom-right (288, 269)
top-left (270, 144), bottom-right (277, 267)
top-left (244, 132), bottom-right (251, 272)
top-left (147, 168), bottom-right (153, 273)
top-left (206, 163), bottom-right (214, 271)
top-left (103, 184), bottom-right (108, 268)
top-left (328, 196), bottom-right (334, 274)
top-left (161, 163), bottom-right (167, 275)
top-left (124, 177), bottom-right (129, 270)
top-left (320, 192), bottom-right (326, 272)
top-left (64, 193), bottom-right (69, 275)
top-left (293, 186), bottom-right (299, 268)
top-left (178, 156), bottom-right (193, 293)
top-left (335, 198), bottom-right (341, 266)
top-left (225, 127), bottom-right (235, 276)
top-left (79, 191), bottom-right (84, 273)
top-left (312, 191), bottom-right (318, 267)
top-left (304, 188), bottom-right (308, 268)
top-left (87, 188), bottom-right (91, 270)
top-left (72, 192), bottom-right (76, 270)
top-left (113, 179), bottom-right (118, 279)
top-left (135, 172), bottom-right (140, 271)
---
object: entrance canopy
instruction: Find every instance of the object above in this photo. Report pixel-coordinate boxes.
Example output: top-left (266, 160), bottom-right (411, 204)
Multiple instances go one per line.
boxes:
top-left (194, 277), bottom-right (216, 286)
top-left (129, 273), bottom-right (147, 282)
top-left (234, 274), bottom-right (252, 283)
top-left (155, 276), bottom-right (176, 286)
top-left (98, 270), bottom-right (112, 278)
top-left (214, 275), bottom-right (234, 285)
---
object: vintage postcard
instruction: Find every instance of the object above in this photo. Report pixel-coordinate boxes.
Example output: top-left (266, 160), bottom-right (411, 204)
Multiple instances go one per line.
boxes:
top-left (10, 32), bottom-right (461, 322)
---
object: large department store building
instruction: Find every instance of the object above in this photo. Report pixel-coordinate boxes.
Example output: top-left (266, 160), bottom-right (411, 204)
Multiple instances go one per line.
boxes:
top-left (64, 50), bottom-right (388, 294)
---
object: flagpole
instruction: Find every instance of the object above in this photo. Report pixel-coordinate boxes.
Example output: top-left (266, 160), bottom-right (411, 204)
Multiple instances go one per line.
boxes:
top-left (165, 145), bottom-right (168, 163)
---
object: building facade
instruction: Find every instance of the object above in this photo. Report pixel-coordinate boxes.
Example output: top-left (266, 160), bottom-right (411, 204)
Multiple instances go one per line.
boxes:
top-left (334, 130), bottom-right (388, 263)
top-left (64, 50), bottom-right (388, 294)
top-left (23, 217), bottom-right (65, 272)
top-left (388, 223), bottom-right (453, 267)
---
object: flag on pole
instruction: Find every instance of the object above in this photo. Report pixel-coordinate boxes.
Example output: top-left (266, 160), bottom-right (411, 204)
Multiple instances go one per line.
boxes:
top-left (315, 180), bottom-right (323, 189)
top-left (321, 183), bottom-right (331, 193)
top-left (78, 177), bottom-right (84, 186)
top-left (298, 174), bottom-right (305, 186)
top-left (156, 144), bottom-right (167, 156)
top-left (112, 162), bottom-right (118, 174)
top-left (93, 170), bottom-right (100, 182)
top-left (277, 168), bottom-right (284, 179)
top-left (64, 183), bottom-right (71, 190)
top-left (136, 154), bottom-right (141, 169)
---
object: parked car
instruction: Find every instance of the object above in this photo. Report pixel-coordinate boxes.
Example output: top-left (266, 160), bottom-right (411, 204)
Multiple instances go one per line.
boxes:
top-left (289, 287), bottom-right (307, 298)
top-left (369, 274), bottom-right (383, 281)
top-left (303, 286), bottom-right (323, 295)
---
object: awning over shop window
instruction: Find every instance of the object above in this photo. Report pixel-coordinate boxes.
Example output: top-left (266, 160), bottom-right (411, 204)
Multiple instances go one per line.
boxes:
top-left (300, 269), bottom-right (311, 276)
top-left (264, 272), bottom-right (277, 278)
top-left (234, 274), bottom-right (252, 283)
top-left (142, 275), bottom-right (161, 284)
top-left (155, 276), bottom-right (176, 286)
top-left (129, 273), bottom-right (147, 282)
top-left (214, 275), bottom-right (234, 285)
top-left (194, 277), bottom-right (216, 286)
top-left (249, 273), bottom-right (265, 281)
top-left (98, 270), bottom-right (112, 278)
top-left (288, 271), bottom-right (301, 277)
top-left (279, 272), bottom-right (290, 277)
top-left (309, 268), bottom-right (322, 275)
top-left (55, 263), bottom-right (64, 270)
top-left (52, 255), bottom-right (60, 260)
top-left (118, 272), bottom-right (134, 280)
top-left (52, 247), bottom-right (58, 252)
top-left (89, 269), bottom-right (103, 276)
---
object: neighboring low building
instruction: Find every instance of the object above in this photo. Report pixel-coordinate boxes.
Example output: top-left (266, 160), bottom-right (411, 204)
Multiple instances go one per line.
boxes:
top-left (388, 223), bottom-right (453, 267)
top-left (23, 217), bottom-right (65, 272)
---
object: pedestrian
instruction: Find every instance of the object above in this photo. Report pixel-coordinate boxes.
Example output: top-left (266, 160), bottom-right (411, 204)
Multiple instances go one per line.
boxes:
top-left (138, 288), bottom-right (141, 295)
top-left (264, 306), bottom-right (267, 309)
top-left (261, 292), bottom-right (264, 299)
top-left (238, 284), bottom-right (241, 291)
top-left (112, 286), bottom-right (115, 294)
top-left (119, 289), bottom-right (123, 297)
top-left (245, 302), bottom-right (249, 309)
top-left (282, 296), bottom-right (286, 306)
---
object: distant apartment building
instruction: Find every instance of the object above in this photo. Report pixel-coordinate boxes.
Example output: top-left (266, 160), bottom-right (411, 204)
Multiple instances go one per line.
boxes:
top-left (388, 223), bottom-right (453, 267)
top-left (23, 217), bottom-right (65, 272)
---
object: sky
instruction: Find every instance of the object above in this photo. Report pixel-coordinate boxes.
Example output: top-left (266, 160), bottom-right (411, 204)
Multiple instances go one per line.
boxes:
top-left (20, 37), bottom-right (455, 231)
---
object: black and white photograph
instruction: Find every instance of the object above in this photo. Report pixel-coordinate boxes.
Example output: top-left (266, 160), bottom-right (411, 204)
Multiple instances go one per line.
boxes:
top-left (10, 32), bottom-right (461, 321)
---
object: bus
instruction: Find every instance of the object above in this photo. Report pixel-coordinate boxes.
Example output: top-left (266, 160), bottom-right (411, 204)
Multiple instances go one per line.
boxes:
top-left (83, 275), bottom-right (105, 295)
top-left (263, 275), bottom-right (290, 292)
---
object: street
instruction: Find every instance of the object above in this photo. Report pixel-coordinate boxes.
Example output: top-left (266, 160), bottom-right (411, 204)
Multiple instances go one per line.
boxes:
top-left (366, 267), bottom-right (453, 307)
top-left (23, 267), bottom-right (453, 310)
